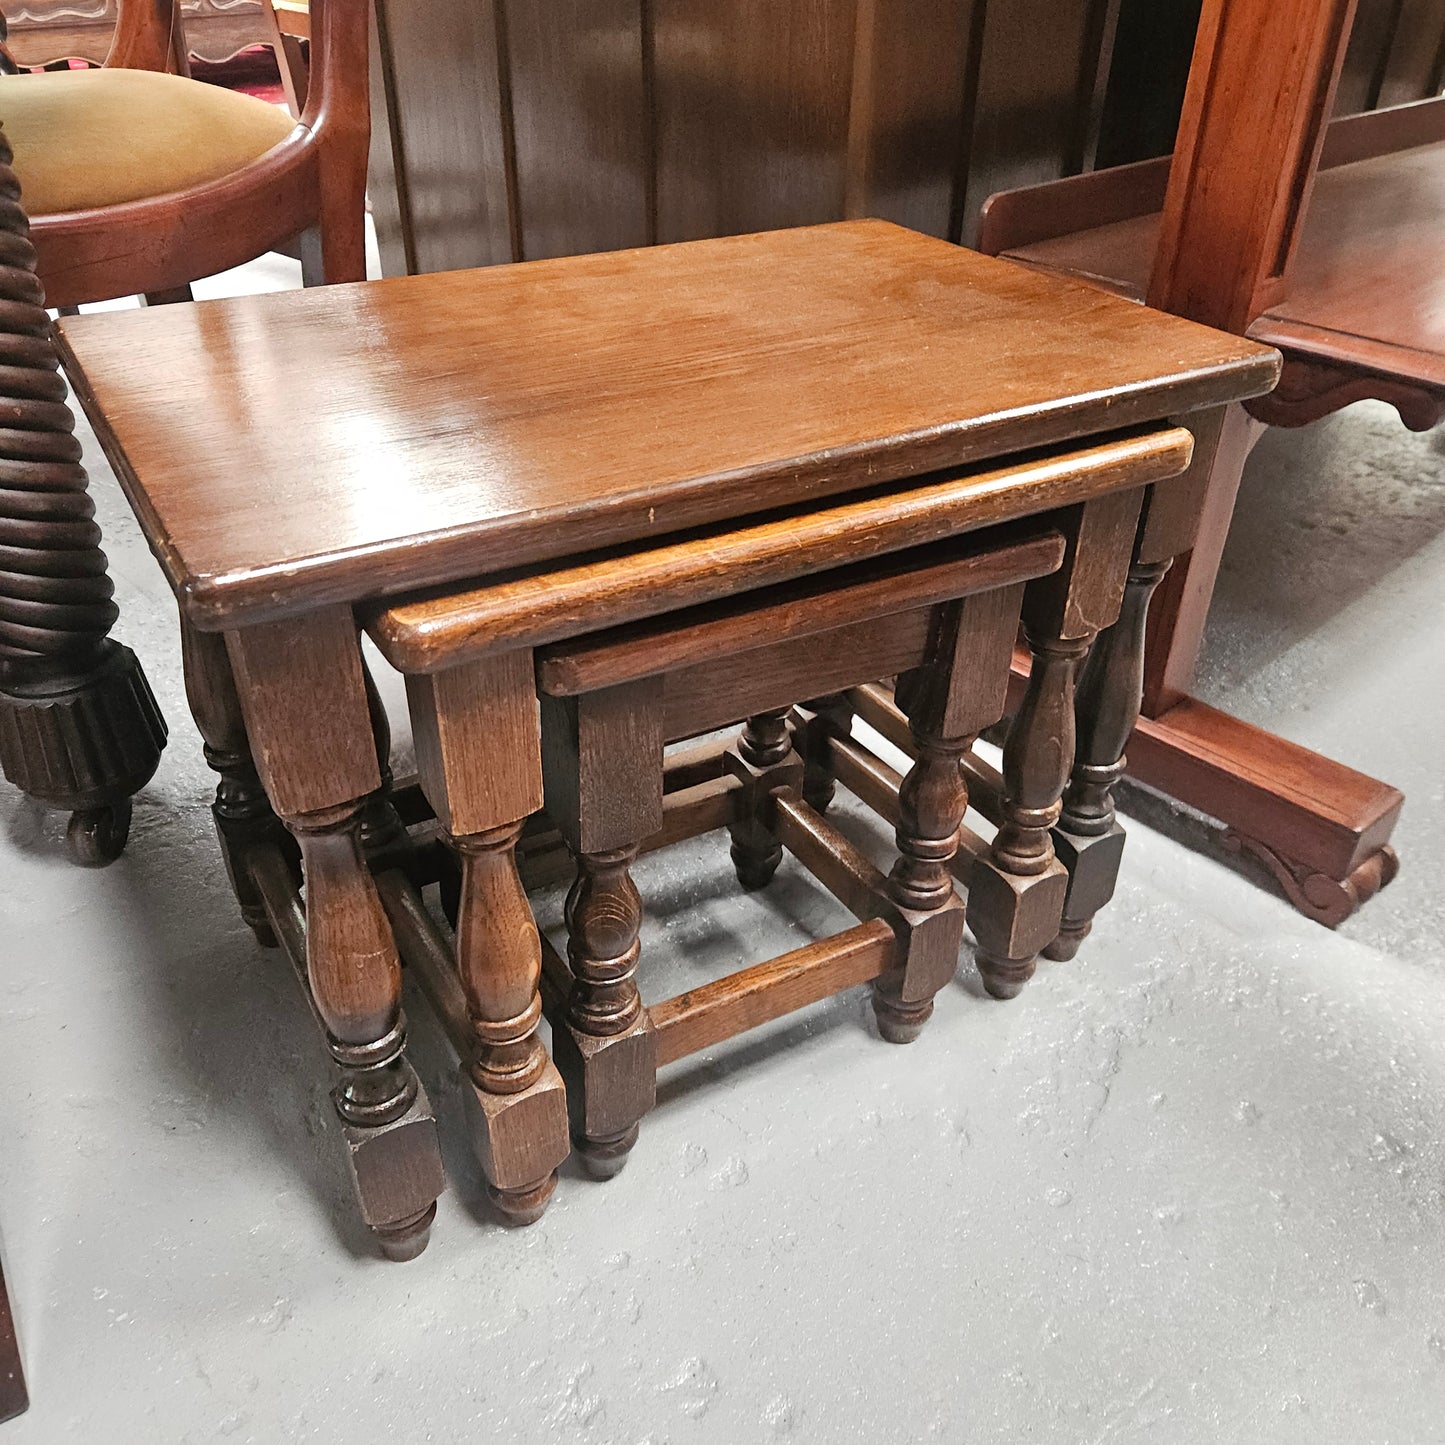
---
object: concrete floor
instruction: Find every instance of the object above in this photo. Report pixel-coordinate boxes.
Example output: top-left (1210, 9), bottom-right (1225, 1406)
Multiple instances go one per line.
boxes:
top-left (3, 253), bottom-right (1444, 1442)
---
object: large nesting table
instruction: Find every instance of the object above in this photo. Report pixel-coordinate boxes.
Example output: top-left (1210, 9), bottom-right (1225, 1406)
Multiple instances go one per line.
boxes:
top-left (57, 221), bottom-right (1276, 1255)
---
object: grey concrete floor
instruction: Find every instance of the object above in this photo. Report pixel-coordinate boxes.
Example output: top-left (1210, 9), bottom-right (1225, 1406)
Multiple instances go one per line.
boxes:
top-left (2, 253), bottom-right (1444, 1442)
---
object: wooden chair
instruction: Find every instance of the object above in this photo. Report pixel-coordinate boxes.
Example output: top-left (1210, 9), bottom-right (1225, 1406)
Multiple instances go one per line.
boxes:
top-left (972, 0), bottom-right (1442, 927)
top-left (2, 0), bottom-right (368, 307)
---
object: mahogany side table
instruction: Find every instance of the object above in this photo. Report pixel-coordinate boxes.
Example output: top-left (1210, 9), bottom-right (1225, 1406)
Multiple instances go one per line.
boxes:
top-left (56, 221), bottom-right (1277, 1252)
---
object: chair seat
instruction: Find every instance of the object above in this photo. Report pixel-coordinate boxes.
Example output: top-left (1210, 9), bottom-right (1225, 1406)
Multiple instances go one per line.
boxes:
top-left (1, 68), bottom-right (296, 217)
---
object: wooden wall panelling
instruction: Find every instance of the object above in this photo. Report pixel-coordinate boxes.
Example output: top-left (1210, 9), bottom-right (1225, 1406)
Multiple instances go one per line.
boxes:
top-left (366, 0), bottom-right (515, 278)
top-left (503, 0), bottom-right (651, 258)
top-left (1335, 0), bottom-right (1407, 113)
top-left (843, 0), bottom-right (982, 239)
top-left (957, 0), bottom-right (1120, 245)
top-left (1375, 0), bottom-right (1445, 106)
top-left (1093, 0), bottom-right (1201, 166)
top-left (651, 0), bottom-right (859, 242)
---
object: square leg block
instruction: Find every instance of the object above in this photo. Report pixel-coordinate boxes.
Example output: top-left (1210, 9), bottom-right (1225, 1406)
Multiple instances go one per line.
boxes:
top-left (966, 855), bottom-right (1070, 964)
top-left (460, 1058), bottom-right (570, 1194)
top-left (890, 892), bottom-right (967, 1004)
top-left (552, 1012), bottom-right (658, 1146)
top-left (337, 1071), bottom-right (446, 1235)
top-left (1053, 821), bottom-right (1126, 929)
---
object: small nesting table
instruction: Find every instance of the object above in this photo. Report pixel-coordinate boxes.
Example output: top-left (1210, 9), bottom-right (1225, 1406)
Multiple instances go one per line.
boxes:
top-left (57, 221), bottom-right (1277, 1256)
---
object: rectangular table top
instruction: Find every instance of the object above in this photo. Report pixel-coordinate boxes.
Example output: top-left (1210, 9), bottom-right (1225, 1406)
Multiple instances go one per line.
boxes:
top-left (57, 220), bottom-right (1276, 630)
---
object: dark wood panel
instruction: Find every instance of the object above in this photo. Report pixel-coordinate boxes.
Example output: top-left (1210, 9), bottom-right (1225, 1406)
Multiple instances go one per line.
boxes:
top-left (958, 0), bottom-right (1117, 244)
top-left (504, 0), bottom-right (650, 259)
top-left (652, 0), bottom-right (859, 242)
top-left (844, 0), bottom-right (981, 238)
top-left (1335, 0), bottom-right (1405, 112)
top-left (368, 0), bottom-right (515, 277)
top-left (1376, 0), bottom-right (1445, 106)
top-left (1094, 0), bottom-right (1201, 164)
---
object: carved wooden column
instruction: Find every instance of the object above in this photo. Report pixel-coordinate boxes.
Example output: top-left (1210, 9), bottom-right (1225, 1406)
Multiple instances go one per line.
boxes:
top-left (228, 607), bottom-right (445, 1259)
top-left (793, 691), bottom-right (854, 815)
top-left (0, 122), bottom-right (165, 862)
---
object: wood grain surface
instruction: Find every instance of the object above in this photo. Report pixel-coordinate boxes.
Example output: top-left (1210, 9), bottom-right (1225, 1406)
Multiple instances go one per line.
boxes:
top-left (57, 220), bottom-right (1275, 629)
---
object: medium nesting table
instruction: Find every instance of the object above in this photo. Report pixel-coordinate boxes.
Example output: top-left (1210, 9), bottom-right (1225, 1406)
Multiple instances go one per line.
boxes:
top-left (57, 221), bottom-right (1278, 1257)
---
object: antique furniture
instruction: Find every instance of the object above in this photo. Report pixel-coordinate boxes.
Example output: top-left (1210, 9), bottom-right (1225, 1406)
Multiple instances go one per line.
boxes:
top-left (6, 0), bottom-right (367, 307)
top-left (973, 0), bottom-right (1443, 926)
top-left (56, 221), bottom-right (1275, 1251)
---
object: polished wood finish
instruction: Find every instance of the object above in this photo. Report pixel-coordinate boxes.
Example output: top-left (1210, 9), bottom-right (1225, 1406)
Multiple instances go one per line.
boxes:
top-left (224, 609), bottom-right (445, 1258)
top-left (10, 0), bottom-right (285, 68)
top-left (29, 0), bottom-right (369, 308)
top-left (376, 434), bottom-right (1176, 673)
top-left (0, 122), bottom-right (166, 865)
top-left (82, 219), bottom-right (1280, 1237)
top-left (529, 531), bottom-right (1051, 1165)
top-left (59, 222), bottom-right (1274, 632)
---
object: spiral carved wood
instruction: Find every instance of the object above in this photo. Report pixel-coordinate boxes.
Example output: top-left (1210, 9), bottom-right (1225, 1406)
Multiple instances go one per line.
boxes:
top-left (0, 123), bottom-right (166, 861)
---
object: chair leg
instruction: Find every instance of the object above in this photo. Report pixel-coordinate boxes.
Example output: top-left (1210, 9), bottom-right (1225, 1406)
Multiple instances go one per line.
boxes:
top-left (0, 127), bottom-right (166, 864)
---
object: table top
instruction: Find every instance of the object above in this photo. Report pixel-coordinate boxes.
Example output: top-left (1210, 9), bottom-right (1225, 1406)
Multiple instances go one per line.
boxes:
top-left (1004, 143), bottom-right (1445, 391)
top-left (58, 220), bottom-right (1275, 630)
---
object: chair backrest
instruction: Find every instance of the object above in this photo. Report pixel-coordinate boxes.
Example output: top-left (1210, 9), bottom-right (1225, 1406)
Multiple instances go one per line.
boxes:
top-left (104, 0), bottom-right (185, 74)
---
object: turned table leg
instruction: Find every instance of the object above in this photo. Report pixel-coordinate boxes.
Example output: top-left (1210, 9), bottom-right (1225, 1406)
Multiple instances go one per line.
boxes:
top-left (541, 679), bottom-right (662, 1178)
top-left (408, 652), bottom-right (569, 1224)
top-left (969, 490), bottom-right (1144, 999)
top-left (1046, 557), bottom-right (1170, 961)
top-left (792, 692), bottom-right (853, 815)
top-left (0, 128), bottom-right (165, 864)
top-left (228, 607), bottom-right (445, 1258)
top-left (180, 617), bottom-right (294, 946)
top-left (728, 707), bottom-right (804, 889)
top-left (874, 586), bottom-right (1025, 1038)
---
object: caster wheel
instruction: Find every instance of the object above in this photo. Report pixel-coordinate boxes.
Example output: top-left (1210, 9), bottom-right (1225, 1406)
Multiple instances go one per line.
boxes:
top-left (67, 799), bottom-right (132, 866)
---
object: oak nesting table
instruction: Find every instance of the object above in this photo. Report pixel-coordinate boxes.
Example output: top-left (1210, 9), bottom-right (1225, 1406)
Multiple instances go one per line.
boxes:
top-left (56, 221), bottom-right (1278, 1258)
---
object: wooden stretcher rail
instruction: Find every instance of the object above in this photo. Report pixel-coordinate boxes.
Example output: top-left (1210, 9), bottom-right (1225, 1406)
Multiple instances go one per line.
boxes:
top-left (649, 920), bottom-right (898, 1068)
top-left (368, 428), bottom-right (1194, 673)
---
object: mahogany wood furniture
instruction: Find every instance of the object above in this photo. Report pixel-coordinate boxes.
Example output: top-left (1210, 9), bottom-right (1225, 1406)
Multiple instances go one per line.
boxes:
top-left (973, 0), bottom-right (1443, 927)
top-left (0, 124), bottom-right (166, 863)
top-left (57, 221), bottom-right (1276, 1249)
top-left (9, 0), bottom-right (368, 308)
